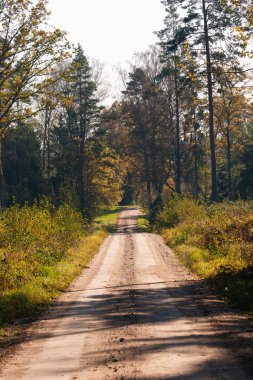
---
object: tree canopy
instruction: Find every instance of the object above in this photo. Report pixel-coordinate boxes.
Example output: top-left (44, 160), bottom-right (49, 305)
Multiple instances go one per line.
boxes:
top-left (1, 0), bottom-right (253, 218)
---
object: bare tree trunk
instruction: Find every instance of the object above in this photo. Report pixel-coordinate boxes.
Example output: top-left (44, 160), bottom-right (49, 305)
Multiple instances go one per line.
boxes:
top-left (202, 0), bottom-right (218, 202)
top-left (77, 115), bottom-right (86, 215)
top-left (77, 68), bottom-right (86, 216)
top-left (174, 60), bottom-right (181, 194)
top-left (0, 139), bottom-right (4, 208)
top-left (149, 104), bottom-right (160, 195)
top-left (42, 104), bottom-right (48, 173)
top-left (146, 179), bottom-right (152, 211)
top-left (193, 117), bottom-right (200, 198)
top-left (143, 140), bottom-right (152, 211)
top-left (194, 144), bottom-right (199, 198)
top-left (133, 103), bottom-right (152, 211)
top-left (226, 127), bottom-right (232, 198)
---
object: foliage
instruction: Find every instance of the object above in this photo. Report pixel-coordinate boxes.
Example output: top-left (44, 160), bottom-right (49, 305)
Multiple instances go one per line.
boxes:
top-left (49, 45), bottom-right (125, 218)
top-left (137, 214), bottom-right (151, 232)
top-left (155, 195), bottom-right (206, 228)
top-left (0, 205), bottom-right (123, 328)
top-left (0, 0), bottom-right (69, 132)
top-left (0, 230), bottom-right (107, 325)
top-left (1, 0), bottom-right (253, 216)
top-left (0, 201), bottom-right (85, 291)
top-left (157, 197), bottom-right (253, 311)
top-left (104, 47), bottom-right (174, 213)
top-left (0, 1), bottom-right (124, 217)
top-left (3, 124), bottom-right (43, 205)
top-left (81, 144), bottom-right (126, 220)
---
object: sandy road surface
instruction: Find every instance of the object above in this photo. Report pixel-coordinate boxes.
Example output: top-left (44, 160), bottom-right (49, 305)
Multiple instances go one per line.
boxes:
top-left (0, 207), bottom-right (252, 379)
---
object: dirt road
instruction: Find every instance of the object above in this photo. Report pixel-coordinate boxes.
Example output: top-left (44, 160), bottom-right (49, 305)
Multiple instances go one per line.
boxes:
top-left (0, 207), bottom-right (252, 379)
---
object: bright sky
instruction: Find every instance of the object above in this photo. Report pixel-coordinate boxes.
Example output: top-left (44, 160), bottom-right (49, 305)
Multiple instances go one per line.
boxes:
top-left (47, 0), bottom-right (165, 103)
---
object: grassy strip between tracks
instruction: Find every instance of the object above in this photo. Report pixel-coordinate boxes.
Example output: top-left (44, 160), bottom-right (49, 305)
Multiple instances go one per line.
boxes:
top-left (156, 197), bottom-right (253, 314)
top-left (0, 205), bottom-right (123, 348)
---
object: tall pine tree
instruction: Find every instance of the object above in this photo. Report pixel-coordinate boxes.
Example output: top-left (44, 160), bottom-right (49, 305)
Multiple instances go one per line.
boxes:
top-left (159, 0), bottom-right (247, 201)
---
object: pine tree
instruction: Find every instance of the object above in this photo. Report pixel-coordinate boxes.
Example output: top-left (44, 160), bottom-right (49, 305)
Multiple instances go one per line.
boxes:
top-left (159, 0), bottom-right (247, 201)
top-left (52, 45), bottom-right (103, 217)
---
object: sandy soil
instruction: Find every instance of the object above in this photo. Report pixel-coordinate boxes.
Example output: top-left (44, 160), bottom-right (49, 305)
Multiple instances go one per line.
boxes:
top-left (0, 207), bottom-right (252, 379)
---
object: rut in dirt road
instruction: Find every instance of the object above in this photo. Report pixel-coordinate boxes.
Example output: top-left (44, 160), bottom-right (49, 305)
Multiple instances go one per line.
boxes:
top-left (0, 207), bottom-right (252, 379)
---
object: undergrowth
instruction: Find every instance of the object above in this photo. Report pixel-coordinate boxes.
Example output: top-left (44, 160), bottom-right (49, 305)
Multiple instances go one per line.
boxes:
top-left (0, 202), bottom-right (122, 332)
top-left (156, 196), bottom-right (253, 312)
top-left (0, 201), bottom-right (85, 291)
top-left (0, 230), bottom-right (107, 326)
top-left (137, 214), bottom-right (151, 232)
top-left (94, 205), bottom-right (126, 232)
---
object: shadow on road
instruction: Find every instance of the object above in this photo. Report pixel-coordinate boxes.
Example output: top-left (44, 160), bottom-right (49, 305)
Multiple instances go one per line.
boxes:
top-left (28, 278), bottom-right (253, 378)
top-left (3, 207), bottom-right (252, 379)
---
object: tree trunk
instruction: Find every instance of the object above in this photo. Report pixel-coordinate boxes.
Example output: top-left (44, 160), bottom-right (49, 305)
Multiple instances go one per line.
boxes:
top-left (77, 71), bottom-right (86, 216)
top-left (143, 142), bottom-right (152, 211)
top-left (174, 60), bottom-right (181, 194)
top-left (146, 179), bottom-right (152, 212)
top-left (133, 103), bottom-right (152, 211)
top-left (0, 139), bottom-right (5, 208)
top-left (202, 0), bottom-right (218, 202)
top-left (226, 127), bottom-right (232, 198)
top-left (150, 104), bottom-right (160, 195)
top-left (42, 104), bottom-right (49, 173)
top-left (194, 144), bottom-right (199, 198)
top-left (78, 131), bottom-right (85, 214)
top-left (126, 170), bottom-right (134, 205)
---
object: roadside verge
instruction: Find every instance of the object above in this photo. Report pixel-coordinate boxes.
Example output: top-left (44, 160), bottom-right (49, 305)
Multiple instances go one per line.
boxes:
top-left (0, 206), bottom-right (123, 350)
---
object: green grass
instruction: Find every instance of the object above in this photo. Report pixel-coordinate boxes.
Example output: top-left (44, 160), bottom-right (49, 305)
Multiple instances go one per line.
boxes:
top-left (137, 214), bottom-right (151, 232)
top-left (94, 205), bottom-right (126, 232)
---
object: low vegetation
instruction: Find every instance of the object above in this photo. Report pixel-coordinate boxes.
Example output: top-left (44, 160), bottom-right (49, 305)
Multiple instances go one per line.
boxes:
top-left (0, 203), bottom-right (121, 334)
top-left (95, 206), bottom-right (126, 232)
top-left (137, 214), bottom-right (151, 233)
top-left (156, 197), bottom-right (253, 312)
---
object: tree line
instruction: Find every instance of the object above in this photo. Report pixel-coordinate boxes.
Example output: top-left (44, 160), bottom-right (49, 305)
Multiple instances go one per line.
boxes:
top-left (0, 0), bottom-right (125, 220)
top-left (103, 0), bottom-right (253, 218)
top-left (1, 0), bottom-right (253, 221)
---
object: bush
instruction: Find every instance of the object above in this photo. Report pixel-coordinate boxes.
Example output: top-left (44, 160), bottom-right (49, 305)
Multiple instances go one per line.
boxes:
top-left (156, 196), bottom-right (206, 228)
top-left (0, 201), bottom-right (86, 291)
top-left (0, 230), bottom-right (107, 324)
top-left (157, 197), bottom-right (253, 311)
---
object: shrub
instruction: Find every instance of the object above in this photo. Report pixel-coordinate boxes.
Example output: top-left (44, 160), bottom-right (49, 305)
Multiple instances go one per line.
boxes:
top-left (0, 201), bottom-right (86, 291)
top-left (156, 196), bottom-right (206, 228)
top-left (157, 197), bottom-right (253, 311)
top-left (0, 230), bottom-right (107, 324)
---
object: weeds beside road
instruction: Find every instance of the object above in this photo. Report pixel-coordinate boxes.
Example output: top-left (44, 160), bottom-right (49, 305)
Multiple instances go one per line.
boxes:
top-left (0, 203), bottom-right (122, 348)
top-left (156, 197), bottom-right (253, 313)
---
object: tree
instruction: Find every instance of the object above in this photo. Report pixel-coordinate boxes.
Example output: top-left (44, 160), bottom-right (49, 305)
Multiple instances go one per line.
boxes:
top-left (81, 143), bottom-right (126, 220)
top-left (3, 123), bottom-right (43, 205)
top-left (0, 0), bottom-right (68, 206)
top-left (121, 50), bottom-right (173, 218)
top-left (159, 0), bottom-right (247, 201)
top-left (50, 45), bottom-right (126, 219)
top-left (214, 70), bottom-right (247, 198)
top-left (68, 45), bottom-right (101, 215)
top-left (157, 4), bottom-right (183, 194)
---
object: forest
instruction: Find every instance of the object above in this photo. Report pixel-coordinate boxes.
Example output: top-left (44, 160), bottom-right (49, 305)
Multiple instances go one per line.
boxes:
top-left (0, 1), bottom-right (253, 213)
top-left (0, 0), bottom-right (253, 324)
